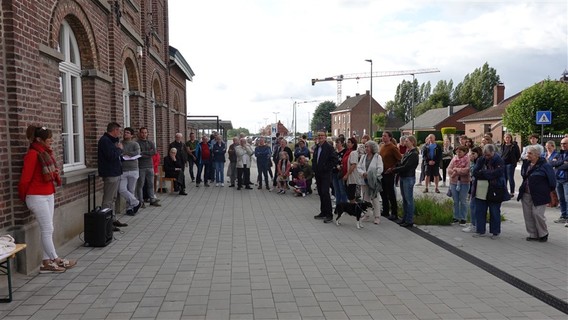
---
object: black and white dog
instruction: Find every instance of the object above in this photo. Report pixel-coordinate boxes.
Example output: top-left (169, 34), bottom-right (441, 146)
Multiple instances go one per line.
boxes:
top-left (334, 201), bottom-right (373, 229)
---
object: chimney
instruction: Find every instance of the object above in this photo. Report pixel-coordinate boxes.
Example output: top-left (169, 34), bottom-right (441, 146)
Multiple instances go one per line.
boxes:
top-left (493, 82), bottom-right (505, 106)
top-left (366, 90), bottom-right (370, 95)
top-left (448, 105), bottom-right (454, 116)
top-left (346, 95), bottom-right (351, 99)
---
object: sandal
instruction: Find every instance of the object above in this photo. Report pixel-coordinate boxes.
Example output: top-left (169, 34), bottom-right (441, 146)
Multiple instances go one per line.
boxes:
top-left (57, 258), bottom-right (77, 269)
top-left (423, 189), bottom-right (429, 193)
top-left (435, 189), bottom-right (440, 193)
top-left (40, 261), bottom-right (66, 274)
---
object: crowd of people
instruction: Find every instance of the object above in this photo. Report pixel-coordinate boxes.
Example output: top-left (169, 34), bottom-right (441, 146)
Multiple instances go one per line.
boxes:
top-left (18, 121), bottom-right (568, 273)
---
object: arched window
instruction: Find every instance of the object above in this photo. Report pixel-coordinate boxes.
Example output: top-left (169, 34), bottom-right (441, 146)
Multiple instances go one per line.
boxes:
top-left (123, 67), bottom-right (130, 127)
top-left (58, 21), bottom-right (85, 170)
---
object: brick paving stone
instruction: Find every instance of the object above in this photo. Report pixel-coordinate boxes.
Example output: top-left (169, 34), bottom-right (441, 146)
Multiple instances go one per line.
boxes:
top-left (3, 163), bottom-right (566, 319)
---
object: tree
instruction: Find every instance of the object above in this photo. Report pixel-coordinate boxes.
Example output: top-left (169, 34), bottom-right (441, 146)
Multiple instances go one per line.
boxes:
top-left (452, 62), bottom-right (500, 110)
top-left (384, 78), bottom-right (421, 124)
top-left (227, 127), bottom-right (250, 137)
top-left (503, 79), bottom-right (568, 140)
top-left (414, 80), bottom-right (452, 116)
top-left (372, 112), bottom-right (387, 131)
top-left (310, 100), bottom-right (336, 133)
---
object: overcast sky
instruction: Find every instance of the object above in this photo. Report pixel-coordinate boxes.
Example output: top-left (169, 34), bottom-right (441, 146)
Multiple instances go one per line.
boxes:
top-left (169, 0), bottom-right (567, 134)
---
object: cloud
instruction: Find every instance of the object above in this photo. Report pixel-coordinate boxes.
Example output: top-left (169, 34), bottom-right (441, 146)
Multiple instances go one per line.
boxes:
top-left (170, 0), bottom-right (567, 133)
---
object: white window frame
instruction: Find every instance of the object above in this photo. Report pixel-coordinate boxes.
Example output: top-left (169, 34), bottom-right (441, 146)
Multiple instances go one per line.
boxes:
top-left (59, 21), bottom-right (85, 170)
top-left (123, 67), bottom-right (130, 127)
top-left (151, 88), bottom-right (157, 144)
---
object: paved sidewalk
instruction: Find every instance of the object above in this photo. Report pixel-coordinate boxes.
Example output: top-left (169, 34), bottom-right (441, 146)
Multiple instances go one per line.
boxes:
top-left (1, 166), bottom-right (567, 319)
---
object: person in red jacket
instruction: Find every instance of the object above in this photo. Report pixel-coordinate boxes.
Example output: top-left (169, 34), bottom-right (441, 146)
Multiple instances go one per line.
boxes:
top-left (18, 125), bottom-right (76, 273)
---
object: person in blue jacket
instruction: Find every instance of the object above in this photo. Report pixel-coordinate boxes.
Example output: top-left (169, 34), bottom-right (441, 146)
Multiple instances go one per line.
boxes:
top-left (518, 145), bottom-right (556, 242)
top-left (550, 137), bottom-right (568, 224)
top-left (254, 137), bottom-right (272, 190)
top-left (471, 144), bottom-right (508, 239)
top-left (211, 135), bottom-right (227, 187)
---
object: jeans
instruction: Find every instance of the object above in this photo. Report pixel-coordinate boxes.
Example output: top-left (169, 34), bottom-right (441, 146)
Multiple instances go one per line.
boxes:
top-left (119, 170), bottom-right (140, 210)
top-left (137, 168), bottom-right (156, 203)
top-left (188, 154), bottom-right (196, 181)
top-left (380, 173), bottom-right (397, 217)
top-left (214, 161), bottom-right (225, 183)
top-left (469, 195), bottom-right (476, 227)
top-left (26, 195), bottom-right (57, 260)
top-left (316, 171), bottom-right (332, 217)
top-left (196, 160), bottom-right (212, 184)
top-left (331, 172), bottom-right (347, 204)
top-left (474, 198), bottom-right (501, 235)
top-left (257, 161), bottom-right (269, 188)
top-left (557, 181), bottom-right (568, 218)
top-left (228, 162), bottom-right (237, 185)
top-left (505, 164), bottom-right (516, 194)
top-left (237, 165), bottom-right (251, 187)
top-left (400, 176), bottom-right (416, 223)
top-left (451, 183), bottom-right (470, 220)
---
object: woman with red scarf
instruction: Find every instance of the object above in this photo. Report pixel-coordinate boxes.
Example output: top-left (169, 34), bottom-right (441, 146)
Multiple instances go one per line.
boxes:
top-left (18, 126), bottom-right (76, 273)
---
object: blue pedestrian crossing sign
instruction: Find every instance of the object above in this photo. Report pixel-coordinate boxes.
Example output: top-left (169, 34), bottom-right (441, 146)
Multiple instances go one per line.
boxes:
top-left (536, 111), bottom-right (551, 125)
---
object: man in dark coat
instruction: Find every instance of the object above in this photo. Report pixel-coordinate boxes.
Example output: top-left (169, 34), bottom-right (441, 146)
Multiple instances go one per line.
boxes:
top-left (97, 122), bottom-right (127, 230)
top-left (169, 133), bottom-right (188, 192)
top-left (312, 132), bottom-right (337, 223)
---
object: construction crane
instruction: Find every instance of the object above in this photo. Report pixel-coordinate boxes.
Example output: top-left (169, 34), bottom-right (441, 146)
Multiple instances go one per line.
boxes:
top-left (311, 68), bottom-right (440, 104)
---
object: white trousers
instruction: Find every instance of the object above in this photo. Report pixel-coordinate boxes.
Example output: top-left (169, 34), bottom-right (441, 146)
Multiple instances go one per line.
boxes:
top-left (119, 170), bottom-right (140, 210)
top-left (361, 185), bottom-right (381, 218)
top-left (25, 194), bottom-right (58, 260)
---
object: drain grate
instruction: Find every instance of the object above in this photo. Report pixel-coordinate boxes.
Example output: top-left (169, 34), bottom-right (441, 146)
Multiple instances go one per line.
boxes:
top-left (410, 227), bottom-right (568, 315)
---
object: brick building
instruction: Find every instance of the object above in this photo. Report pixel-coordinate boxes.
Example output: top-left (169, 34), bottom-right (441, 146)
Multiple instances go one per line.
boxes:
top-left (330, 91), bottom-right (385, 138)
top-left (0, 0), bottom-right (193, 273)
top-left (399, 104), bottom-right (478, 136)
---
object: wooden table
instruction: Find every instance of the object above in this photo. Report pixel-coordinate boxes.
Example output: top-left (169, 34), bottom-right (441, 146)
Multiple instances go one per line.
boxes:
top-left (0, 244), bottom-right (27, 303)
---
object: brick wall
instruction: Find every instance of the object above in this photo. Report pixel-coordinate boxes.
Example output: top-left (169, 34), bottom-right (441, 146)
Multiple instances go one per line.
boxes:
top-left (0, 0), bottom-right (190, 273)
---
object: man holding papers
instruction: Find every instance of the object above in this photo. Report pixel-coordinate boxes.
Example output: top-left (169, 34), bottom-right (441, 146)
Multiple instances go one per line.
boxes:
top-left (119, 127), bottom-right (142, 216)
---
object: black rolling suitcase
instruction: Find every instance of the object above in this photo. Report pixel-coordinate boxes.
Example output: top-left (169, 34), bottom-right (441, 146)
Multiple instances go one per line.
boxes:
top-left (83, 173), bottom-right (113, 247)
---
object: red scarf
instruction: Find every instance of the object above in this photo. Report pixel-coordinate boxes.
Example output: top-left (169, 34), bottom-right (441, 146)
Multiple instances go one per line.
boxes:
top-left (341, 149), bottom-right (352, 177)
top-left (30, 142), bottom-right (61, 186)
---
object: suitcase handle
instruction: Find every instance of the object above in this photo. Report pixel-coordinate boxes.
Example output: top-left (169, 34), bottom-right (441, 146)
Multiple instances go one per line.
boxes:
top-left (87, 173), bottom-right (96, 212)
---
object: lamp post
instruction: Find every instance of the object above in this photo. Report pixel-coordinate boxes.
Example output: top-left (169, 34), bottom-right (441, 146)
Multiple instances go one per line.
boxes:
top-left (365, 59), bottom-right (373, 136)
top-left (273, 111), bottom-right (279, 123)
top-left (411, 73), bottom-right (415, 134)
top-left (308, 112), bottom-right (311, 134)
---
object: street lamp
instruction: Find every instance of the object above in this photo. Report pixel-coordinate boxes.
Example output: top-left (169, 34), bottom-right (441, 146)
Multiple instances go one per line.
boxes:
top-left (365, 59), bottom-right (373, 136)
top-left (293, 100), bottom-right (321, 145)
top-left (273, 111), bottom-right (279, 123)
top-left (411, 74), bottom-right (415, 134)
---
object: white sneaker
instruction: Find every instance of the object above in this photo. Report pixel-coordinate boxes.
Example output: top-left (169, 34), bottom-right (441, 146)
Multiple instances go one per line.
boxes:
top-left (461, 225), bottom-right (474, 233)
top-left (221, 183), bottom-right (224, 187)
top-left (215, 183), bottom-right (219, 187)
top-left (442, 181), bottom-right (446, 187)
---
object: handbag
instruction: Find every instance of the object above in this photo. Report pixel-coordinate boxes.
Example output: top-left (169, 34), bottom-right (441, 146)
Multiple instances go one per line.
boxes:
top-left (486, 183), bottom-right (507, 202)
top-left (548, 190), bottom-right (559, 207)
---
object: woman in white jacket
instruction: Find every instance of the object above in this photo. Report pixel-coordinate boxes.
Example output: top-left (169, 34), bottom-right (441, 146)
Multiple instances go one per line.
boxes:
top-left (358, 140), bottom-right (384, 224)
